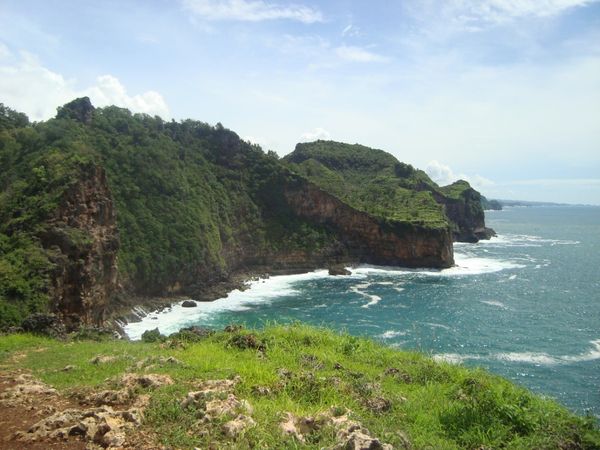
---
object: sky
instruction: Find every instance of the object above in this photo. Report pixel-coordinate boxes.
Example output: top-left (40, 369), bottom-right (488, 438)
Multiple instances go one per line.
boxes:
top-left (1, 0), bottom-right (599, 204)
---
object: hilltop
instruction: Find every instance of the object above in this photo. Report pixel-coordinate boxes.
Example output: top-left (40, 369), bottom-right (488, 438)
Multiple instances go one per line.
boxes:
top-left (284, 141), bottom-right (494, 242)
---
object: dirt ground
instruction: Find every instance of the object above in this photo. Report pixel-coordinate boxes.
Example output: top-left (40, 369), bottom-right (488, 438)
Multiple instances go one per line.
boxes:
top-left (0, 370), bottom-right (86, 450)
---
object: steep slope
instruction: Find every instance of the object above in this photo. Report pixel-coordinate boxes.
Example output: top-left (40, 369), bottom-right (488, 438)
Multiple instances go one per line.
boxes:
top-left (284, 140), bottom-right (494, 242)
top-left (0, 99), bottom-right (453, 327)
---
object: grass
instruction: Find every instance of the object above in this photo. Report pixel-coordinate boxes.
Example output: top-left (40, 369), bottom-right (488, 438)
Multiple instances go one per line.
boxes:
top-left (1, 324), bottom-right (599, 449)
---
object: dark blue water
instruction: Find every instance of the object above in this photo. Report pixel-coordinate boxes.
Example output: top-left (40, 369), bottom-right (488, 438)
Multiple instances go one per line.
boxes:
top-left (126, 206), bottom-right (600, 416)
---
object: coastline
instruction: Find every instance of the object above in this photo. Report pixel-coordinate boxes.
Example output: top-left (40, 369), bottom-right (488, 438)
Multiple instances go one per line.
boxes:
top-left (118, 242), bottom-right (519, 340)
top-left (110, 261), bottom-right (361, 337)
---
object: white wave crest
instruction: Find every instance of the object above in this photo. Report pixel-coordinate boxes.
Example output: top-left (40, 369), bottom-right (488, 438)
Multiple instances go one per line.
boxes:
top-left (379, 330), bottom-right (406, 339)
top-left (497, 340), bottom-right (600, 365)
top-left (353, 252), bottom-right (523, 278)
top-left (349, 284), bottom-right (382, 308)
top-left (480, 300), bottom-right (510, 309)
top-left (433, 340), bottom-right (600, 366)
top-left (496, 352), bottom-right (559, 365)
top-left (423, 322), bottom-right (451, 330)
top-left (478, 234), bottom-right (580, 248)
top-left (124, 270), bottom-right (329, 340)
top-left (562, 339), bottom-right (600, 363)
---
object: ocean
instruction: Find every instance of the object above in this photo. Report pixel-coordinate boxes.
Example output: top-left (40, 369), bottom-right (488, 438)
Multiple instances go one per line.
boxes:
top-left (124, 206), bottom-right (600, 417)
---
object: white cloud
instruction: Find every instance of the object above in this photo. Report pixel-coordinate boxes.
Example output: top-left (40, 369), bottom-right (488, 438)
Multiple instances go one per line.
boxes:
top-left (182, 0), bottom-right (323, 23)
top-left (410, 0), bottom-right (598, 31)
top-left (0, 51), bottom-right (170, 120)
top-left (335, 46), bottom-right (389, 63)
top-left (461, 0), bottom-right (596, 21)
top-left (300, 127), bottom-right (331, 141)
top-left (84, 75), bottom-right (169, 118)
top-left (426, 160), bottom-right (494, 191)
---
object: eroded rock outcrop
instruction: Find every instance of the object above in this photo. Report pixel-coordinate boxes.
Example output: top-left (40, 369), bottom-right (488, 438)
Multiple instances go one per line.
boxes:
top-left (283, 180), bottom-right (454, 268)
top-left (433, 181), bottom-right (496, 242)
top-left (40, 164), bottom-right (119, 326)
top-left (280, 407), bottom-right (395, 449)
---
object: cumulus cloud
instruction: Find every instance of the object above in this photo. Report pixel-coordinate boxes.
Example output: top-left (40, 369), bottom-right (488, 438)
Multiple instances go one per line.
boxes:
top-left (300, 127), bottom-right (331, 141)
top-left (0, 50), bottom-right (170, 120)
top-left (182, 0), bottom-right (323, 23)
top-left (335, 46), bottom-right (389, 63)
top-left (84, 75), bottom-right (169, 117)
top-left (426, 160), bottom-right (494, 191)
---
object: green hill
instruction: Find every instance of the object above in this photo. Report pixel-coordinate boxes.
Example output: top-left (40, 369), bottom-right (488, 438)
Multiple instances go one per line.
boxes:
top-left (0, 99), bottom-right (494, 328)
top-left (284, 141), bottom-right (494, 241)
top-left (284, 141), bottom-right (448, 229)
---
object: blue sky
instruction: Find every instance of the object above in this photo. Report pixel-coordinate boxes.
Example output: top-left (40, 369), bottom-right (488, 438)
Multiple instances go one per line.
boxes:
top-left (1, 0), bottom-right (599, 204)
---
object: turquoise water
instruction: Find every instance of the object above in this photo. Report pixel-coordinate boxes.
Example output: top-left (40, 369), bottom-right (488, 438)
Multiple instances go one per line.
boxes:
top-left (125, 206), bottom-right (600, 417)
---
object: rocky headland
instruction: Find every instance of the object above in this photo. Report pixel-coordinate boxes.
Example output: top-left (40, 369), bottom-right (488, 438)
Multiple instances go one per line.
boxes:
top-left (0, 98), bottom-right (493, 330)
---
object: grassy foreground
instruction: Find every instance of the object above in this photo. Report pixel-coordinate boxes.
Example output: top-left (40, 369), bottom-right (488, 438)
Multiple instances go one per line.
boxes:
top-left (1, 324), bottom-right (598, 449)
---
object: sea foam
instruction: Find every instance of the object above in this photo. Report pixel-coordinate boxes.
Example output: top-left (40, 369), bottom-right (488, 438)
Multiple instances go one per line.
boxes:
top-left (434, 339), bottom-right (600, 367)
top-left (477, 234), bottom-right (580, 248)
top-left (125, 248), bottom-right (523, 339)
top-left (124, 270), bottom-right (329, 340)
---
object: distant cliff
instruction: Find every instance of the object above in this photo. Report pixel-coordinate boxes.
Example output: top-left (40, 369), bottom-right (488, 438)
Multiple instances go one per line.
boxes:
top-left (0, 99), bottom-right (496, 327)
top-left (481, 196), bottom-right (503, 211)
top-left (283, 141), bottom-right (495, 243)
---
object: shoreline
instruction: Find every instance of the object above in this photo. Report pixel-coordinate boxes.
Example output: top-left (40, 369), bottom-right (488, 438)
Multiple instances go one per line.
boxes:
top-left (118, 241), bottom-right (520, 340)
top-left (110, 262), bottom-right (362, 337)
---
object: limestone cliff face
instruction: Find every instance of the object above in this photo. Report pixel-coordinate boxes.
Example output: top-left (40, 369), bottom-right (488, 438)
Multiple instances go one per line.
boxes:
top-left (283, 179), bottom-right (454, 269)
top-left (40, 165), bottom-right (119, 325)
top-left (433, 183), bottom-right (495, 243)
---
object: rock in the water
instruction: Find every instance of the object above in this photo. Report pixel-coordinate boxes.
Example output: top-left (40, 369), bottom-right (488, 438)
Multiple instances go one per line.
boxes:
top-left (329, 266), bottom-right (351, 276)
top-left (181, 300), bottom-right (197, 308)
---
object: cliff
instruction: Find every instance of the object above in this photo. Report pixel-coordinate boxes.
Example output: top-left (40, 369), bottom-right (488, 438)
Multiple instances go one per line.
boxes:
top-left (283, 179), bottom-right (453, 268)
top-left (437, 181), bottom-right (496, 242)
top-left (40, 164), bottom-right (119, 325)
top-left (284, 141), bottom-right (495, 243)
top-left (0, 99), bottom-right (495, 327)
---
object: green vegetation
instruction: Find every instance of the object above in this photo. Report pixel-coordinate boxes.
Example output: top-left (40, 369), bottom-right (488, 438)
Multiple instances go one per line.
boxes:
top-left (0, 101), bottom-right (491, 327)
top-left (284, 141), bottom-right (450, 229)
top-left (0, 99), bottom-right (335, 326)
top-left (1, 324), bottom-right (598, 449)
